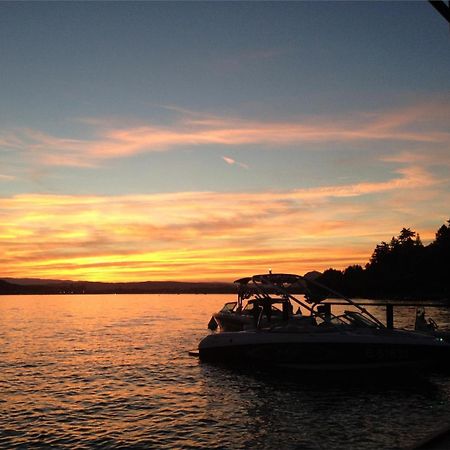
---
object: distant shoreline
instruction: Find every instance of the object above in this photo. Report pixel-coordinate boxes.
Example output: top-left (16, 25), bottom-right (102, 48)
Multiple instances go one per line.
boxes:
top-left (1, 278), bottom-right (448, 303)
top-left (0, 278), bottom-right (236, 295)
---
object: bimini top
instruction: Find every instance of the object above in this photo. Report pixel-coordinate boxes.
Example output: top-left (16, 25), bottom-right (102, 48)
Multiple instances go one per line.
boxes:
top-left (232, 272), bottom-right (385, 328)
top-left (234, 273), bottom-right (304, 287)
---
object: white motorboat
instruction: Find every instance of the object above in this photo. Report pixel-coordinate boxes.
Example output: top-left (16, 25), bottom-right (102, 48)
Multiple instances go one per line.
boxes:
top-left (199, 273), bottom-right (450, 371)
top-left (209, 273), bottom-right (315, 331)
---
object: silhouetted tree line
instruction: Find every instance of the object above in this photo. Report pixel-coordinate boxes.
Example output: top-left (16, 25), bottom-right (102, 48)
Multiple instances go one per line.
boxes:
top-left (316, 220), bottom-right (450, 300)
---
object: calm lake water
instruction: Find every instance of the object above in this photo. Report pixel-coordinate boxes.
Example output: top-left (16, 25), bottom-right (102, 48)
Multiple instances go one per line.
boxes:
top-left (1, 294), bottom-right (450, 449)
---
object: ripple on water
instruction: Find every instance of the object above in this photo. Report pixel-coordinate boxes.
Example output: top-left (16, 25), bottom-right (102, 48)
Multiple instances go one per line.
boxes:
top-left (1, 294), bottom-right (450, 449)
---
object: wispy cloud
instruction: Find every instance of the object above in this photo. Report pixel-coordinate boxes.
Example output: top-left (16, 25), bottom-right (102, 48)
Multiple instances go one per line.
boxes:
top-left (0, 174), bottom-right (15, 181)
top-left (380, 149), bottom-right (450, 167)
top-left (222, 155), bottom-right (249, 169)
top-left (1, 100), bottom-right (448, 168)
top-left (0, 162), bottom-right (446, 281)
top-left (211, 47), bottom-right (286, 72)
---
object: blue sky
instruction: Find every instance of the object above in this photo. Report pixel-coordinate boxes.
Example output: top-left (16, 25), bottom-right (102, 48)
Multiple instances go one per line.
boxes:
top-left (0, 2), bottom-right (449, 281)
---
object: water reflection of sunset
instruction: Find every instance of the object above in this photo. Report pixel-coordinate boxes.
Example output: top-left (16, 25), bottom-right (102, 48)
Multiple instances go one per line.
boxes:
top-left (2, 294), bottom-right (450, 448)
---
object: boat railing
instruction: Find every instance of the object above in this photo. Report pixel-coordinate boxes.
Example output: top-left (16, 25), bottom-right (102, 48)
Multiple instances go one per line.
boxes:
top-left (304, 276), bottom-right (386, 328)
top-left (234, 273), bottom-right (449, 330)
top-left (249, 273), bottom-right (393, 329)
top-left (249, 275), bottom-right (349, 328)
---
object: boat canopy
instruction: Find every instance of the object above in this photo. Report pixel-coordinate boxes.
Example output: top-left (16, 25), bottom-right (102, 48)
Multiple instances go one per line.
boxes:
top-left (234, 273), bottom-right (305, 287)
top-left (233, 272), bottom-right (386, 329)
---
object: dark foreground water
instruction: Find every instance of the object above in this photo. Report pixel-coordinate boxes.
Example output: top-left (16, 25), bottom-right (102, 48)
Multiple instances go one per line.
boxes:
top-left (1, 294), bottom-right (450, 449)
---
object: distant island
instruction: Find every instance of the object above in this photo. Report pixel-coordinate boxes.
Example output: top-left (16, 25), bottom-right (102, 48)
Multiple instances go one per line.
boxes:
top-left (1, 220), bottom-right (449, 299)
top-left (0, 279), bottom-right (236, 295)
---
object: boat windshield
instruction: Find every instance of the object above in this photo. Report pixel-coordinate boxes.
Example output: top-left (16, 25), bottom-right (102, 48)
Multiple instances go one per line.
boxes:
top-left (220, 302), bottom-right (237, 313)
top-left (241, 299), bottom-right (285, 313)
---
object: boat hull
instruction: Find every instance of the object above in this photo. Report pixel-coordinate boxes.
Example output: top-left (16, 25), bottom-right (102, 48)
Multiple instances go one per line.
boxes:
top-left (199, 330), bottom-right (450, 371)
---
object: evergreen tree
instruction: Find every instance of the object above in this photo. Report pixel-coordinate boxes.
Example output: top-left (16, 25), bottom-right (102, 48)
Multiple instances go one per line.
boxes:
top-left (327, 221), bottom-right (449, 299)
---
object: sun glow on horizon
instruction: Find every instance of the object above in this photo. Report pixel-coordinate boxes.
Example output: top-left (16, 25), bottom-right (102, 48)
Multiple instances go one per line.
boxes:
top-left (0, 164), bottom-right (446, 283)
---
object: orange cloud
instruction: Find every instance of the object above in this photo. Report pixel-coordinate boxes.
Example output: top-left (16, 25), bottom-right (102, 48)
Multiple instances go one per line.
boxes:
top-left (0, 163), bottom-right (447, 282)
top-left (0, 174), bottom-right (15, 180)
top-left (381, 150), bottom-right (450, 167)
top-left (1, 100), bottom-right (448, 167)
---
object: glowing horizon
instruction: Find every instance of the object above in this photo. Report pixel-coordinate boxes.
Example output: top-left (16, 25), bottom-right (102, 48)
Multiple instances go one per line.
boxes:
top-left (0, 163), bottom-right (445, 282)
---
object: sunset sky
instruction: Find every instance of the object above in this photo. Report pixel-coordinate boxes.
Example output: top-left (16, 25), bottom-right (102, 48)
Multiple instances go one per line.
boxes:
top-left (1, 2), bottom-right (449, 282)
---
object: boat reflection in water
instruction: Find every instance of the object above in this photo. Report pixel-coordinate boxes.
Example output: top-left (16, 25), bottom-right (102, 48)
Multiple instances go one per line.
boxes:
top-left (199, 273), bottom-right (450, 372)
